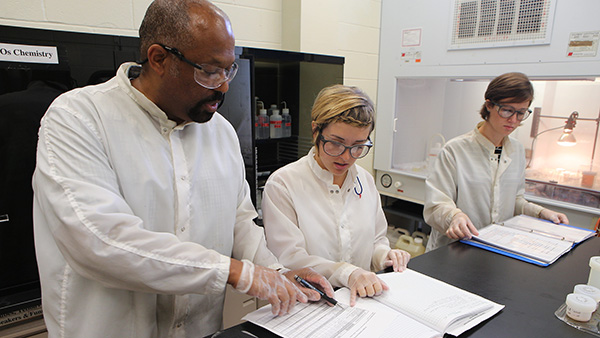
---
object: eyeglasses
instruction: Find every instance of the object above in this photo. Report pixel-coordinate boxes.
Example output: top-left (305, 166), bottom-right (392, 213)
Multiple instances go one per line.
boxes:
top-left (318, 134), bottom-right (373, 159)
top-left (491, 101), bottom-right (532, 121)
top-left (159, 44), bottom-right (238, 89)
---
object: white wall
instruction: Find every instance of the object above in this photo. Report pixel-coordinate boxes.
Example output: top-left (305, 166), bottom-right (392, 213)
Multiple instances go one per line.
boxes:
top-left (0, 0), bottom-right (381, 173)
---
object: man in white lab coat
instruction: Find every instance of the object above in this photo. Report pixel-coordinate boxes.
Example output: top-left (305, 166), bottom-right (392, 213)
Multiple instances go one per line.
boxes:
top-left (32, 1), bottom-right (333, 337)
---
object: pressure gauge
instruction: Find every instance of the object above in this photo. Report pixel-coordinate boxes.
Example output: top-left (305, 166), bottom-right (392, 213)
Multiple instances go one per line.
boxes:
top-left (381, 173), bottom-right (392, 188)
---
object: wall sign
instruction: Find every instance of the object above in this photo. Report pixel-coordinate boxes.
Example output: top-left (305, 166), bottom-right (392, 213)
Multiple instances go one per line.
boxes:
top-left (0, 42), bottom-right (59, 64)
top-left (567, 31), bottom-right (599, 57)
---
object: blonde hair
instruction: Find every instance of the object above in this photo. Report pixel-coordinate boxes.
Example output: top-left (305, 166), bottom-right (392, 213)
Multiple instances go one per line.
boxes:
top-left (311, 84), bottom-right (375, 144)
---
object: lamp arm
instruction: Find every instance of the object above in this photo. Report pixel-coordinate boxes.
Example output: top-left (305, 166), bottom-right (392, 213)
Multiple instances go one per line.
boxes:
top-left (590, 119), bottom-right (600, 171)
top-left (527, 125), bottom-right (565, 168)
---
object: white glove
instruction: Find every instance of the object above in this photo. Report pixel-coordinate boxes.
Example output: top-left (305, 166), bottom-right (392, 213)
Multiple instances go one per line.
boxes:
top-left (446, 212), bottom-right (479, 239)
top-left (235, 259), bottom-right (307, 315)
top-left (348, 268), bottom-right (388, 307)
top-left (284, 267), bottom-right (336, 303)
top-left (383, 249), bottom-right (410, 272)
top-left (539, 209), bottom-right (569, 225)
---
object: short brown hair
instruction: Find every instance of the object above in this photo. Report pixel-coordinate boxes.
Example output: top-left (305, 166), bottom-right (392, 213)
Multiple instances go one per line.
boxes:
top-left (311, 84), bottom-right (375, 144)
top-left (480, 72), bottom-right (534, 120)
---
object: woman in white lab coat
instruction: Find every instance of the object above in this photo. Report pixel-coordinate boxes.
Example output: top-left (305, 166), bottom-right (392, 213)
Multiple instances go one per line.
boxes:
top-left (262, 84), bottom-right (410, 306)
top-left (423, 72), bottom-right (569, 252)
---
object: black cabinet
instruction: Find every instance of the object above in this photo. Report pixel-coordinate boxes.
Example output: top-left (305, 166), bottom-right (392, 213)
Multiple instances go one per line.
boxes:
top-left (219, 47), bottom-right (344, 210)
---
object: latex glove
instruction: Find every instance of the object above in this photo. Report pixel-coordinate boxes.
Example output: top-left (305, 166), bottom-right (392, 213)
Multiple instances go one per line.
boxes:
top-left (235, 260), bottom-right (307, 316)
top-left (383, 249), bottom-right (410, 272)
top-left (284, 267), bottom-right (336, 304)
top-left (348, 268), bottom-right (388, 307)
top-left (539, 209), bottom-right (569, 225)
top-left (446, 212), bottom-right (479, 239)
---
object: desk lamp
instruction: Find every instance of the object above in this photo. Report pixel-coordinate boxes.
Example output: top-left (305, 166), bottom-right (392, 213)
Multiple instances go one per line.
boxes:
top-left (528, 109), bottom-right (600, 169)
top-left (557, 112), bottom-right (578, 146)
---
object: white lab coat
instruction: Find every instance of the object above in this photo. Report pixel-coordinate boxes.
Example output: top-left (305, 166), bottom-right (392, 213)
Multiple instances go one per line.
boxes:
top-left (261, 147), bottom-right (391, 288)
top-left (423, 123), bottom-right (544, 251)
top-left (33, 62), bottom-right (281, 338)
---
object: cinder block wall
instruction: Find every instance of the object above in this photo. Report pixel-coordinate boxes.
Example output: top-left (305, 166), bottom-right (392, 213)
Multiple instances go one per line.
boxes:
top-left (0, 0), bottom-right (381, 173)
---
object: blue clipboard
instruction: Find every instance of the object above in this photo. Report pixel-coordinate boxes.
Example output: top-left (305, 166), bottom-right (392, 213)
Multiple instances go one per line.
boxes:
top-left (460, 217), bottom-right (596, 267)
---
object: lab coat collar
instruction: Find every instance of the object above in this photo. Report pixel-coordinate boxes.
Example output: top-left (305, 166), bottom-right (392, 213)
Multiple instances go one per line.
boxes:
top-left (473, 121), bottom-right (515, 156)
top-left (307, 147), bottom-right (359, 190)
top-left (116, 62), bottom-right (179, 131)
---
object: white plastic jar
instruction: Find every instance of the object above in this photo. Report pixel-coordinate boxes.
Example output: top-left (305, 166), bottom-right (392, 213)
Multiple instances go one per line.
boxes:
top-left (574, 284), bottom-right (600, 310)
top-left (566, 293), bottom-right (596, 322)
top-left (589, 256), bottom-right (600, 289)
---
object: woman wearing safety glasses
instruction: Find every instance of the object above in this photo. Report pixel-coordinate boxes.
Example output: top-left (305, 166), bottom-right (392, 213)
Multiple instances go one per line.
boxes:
top-left (262, 84), bottom-right (410, 306)
top-left (424, 72), bottom-right (569, 252)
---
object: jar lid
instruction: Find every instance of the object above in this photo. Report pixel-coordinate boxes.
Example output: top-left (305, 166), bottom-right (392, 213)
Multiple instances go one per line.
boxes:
top-left (574, 284), bottom-right (600, 302)
top-left (566, 293), bottom-right (597, 312)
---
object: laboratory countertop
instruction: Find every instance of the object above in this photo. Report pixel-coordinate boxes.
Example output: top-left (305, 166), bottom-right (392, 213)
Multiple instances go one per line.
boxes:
top-left (216, 236), bottom-right (600, 338)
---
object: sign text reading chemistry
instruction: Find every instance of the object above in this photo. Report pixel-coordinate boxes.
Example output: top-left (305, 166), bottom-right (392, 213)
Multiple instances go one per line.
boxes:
top-left (0, 47), bottom-right (54, 59)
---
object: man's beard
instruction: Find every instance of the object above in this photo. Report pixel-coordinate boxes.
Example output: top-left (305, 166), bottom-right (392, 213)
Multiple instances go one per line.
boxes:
top-left (187, 91), bottom-right (225, 123)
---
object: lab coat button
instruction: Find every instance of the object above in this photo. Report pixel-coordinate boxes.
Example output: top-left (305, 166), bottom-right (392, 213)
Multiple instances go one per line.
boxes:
top-left (330, 190), bottom-right (334, 194)
top-left (180, 227), bottom-right (185, 232)
top-left (335, 190), bottom-right (339, 194)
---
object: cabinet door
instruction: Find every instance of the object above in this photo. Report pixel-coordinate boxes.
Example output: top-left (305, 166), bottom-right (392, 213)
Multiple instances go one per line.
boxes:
top-left (222, 284), bottom-right (258, 329)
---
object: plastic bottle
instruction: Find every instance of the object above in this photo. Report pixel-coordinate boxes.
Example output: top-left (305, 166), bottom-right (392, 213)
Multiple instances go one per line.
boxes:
top-left (395, 235), bottom-right (426, 258)
top-left (255, 100), bottom-right (267, 140)
top-left (281, 101), bottom-right (292, 137)
top-left (270, 108), bottom-right (283, 139)
top-left (411, 231), bottom-right (429, 247)
top-left (257, 107), bottom-right (269, 140)
top-left (426, 133), bottom-right (445, 171)
top-left (268, 104), bottom-right (278, 116)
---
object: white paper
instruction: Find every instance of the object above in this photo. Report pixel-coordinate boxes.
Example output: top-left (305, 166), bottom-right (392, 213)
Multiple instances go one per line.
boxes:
top-left (473, 223), bottom-right (573, 263)
top-left (376, 270), bottom-right (503, 336)
top-left (504, 215), bottom-right (594, 243)
top-left (243, 296), bottom-right (397, 338)
top-left (243, 270), bottom-right (503, 338)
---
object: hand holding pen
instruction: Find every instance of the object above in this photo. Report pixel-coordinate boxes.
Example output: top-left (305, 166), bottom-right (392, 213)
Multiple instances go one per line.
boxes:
top-left (294, 275), bottom-right (343, 308)
top-left (283, 268), bottom-right (337, 305)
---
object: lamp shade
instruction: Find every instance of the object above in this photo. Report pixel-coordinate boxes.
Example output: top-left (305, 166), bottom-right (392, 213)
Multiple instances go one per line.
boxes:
top-left (557, 131), bottom-right (577, 146)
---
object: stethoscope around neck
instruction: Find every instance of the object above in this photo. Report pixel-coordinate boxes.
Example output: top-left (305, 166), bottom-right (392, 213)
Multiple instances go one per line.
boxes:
top-left (354, 176), bottom-right (363, 199)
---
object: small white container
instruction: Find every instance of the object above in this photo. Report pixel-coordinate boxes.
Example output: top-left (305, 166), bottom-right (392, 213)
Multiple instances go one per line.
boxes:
top-left (588, 256), bottom-right (600, 289)
top-left (566, 293), bottom-right (596, 322)
top-left (574, 284), bottom-right (600, 309)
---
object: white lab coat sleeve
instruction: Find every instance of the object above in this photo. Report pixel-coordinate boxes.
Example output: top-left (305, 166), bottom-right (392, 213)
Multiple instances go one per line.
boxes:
top-left (262, 178), bottom-right (357, 288)
top-left (423, 147), bottom-right (464, 234)
top-left (34, 104), bottom-right (229, 295)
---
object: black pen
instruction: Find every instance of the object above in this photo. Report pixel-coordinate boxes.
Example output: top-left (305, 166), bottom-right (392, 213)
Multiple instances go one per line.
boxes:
top-left (294, 275), bottom-right (340, 307)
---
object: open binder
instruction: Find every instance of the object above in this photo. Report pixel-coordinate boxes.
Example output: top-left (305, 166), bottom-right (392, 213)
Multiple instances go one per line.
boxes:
top-left (243, 269), bottom-right (503, 338)
top-left (461, 215), bottom-right (595, 266)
